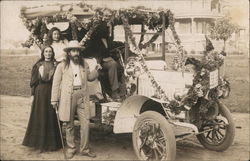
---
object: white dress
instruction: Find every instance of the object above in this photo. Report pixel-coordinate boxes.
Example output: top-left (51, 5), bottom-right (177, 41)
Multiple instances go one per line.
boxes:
top-left (51, 40), bottom-right (68, 62)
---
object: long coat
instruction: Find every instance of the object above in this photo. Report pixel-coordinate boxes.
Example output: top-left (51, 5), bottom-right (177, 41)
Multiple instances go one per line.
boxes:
top-left (51, 60), bottom-right (98, 121)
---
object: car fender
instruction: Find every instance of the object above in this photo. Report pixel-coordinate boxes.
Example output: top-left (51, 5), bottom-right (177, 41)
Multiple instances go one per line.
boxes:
top-left (113, 95), bottom-right (167, 133)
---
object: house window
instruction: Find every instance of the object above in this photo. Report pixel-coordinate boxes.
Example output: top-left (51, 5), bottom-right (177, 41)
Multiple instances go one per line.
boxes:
top-left (176, 19), bottom-right (191, 34)
top-left (196, 20), bottom-right (210, 34)
top-left (211, 0), bottom-right (219, 11)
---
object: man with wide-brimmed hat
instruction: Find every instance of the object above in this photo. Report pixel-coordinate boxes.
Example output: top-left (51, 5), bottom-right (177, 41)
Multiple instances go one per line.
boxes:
top-left (51, 40), bottom-right (101, 159)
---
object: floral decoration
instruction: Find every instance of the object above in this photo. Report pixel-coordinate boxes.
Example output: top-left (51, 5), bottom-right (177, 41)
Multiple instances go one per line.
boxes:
top-left (20, 3), bottom-right (227, 116)
top-left (102, 110), bottom-right (117, 125)
top-left (180, 51), bottom-right (225, 109)
top-left (18, 4), bottom-right (183, 103)
top-left (79, 18), bottom-right (101, 46)
top-left (139, 31), bottom-right (162, 50)
top-left (120, 13), bottom-right (170, 101)
top-left (167, 11), bottom-right (187, 72)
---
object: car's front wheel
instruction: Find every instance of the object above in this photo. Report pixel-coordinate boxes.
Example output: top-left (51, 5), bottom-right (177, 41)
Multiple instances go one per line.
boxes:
top-left (132, 111), bottom-right (176, 161)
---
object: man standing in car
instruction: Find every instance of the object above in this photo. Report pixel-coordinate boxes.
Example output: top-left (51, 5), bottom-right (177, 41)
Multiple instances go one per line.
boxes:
top-left (82, 9), bottom-right (120, 100)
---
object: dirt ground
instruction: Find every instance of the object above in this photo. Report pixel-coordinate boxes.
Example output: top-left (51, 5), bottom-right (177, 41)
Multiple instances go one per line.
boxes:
top-left (0, 95), bottom-right (249, 160)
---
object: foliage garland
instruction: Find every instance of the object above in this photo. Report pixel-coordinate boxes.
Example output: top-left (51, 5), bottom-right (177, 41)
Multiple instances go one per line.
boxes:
top-left (20, 8), bottom-right (43, 49)
top-left (20, 4), bottom-right (186, 102)
top-left (167, 11), bottom-right (187, 72)
top-left (79, 17), bottom-right (101, 46)
top-left (120, 13), bottom-right (170, 101)
top-left (70, 22), bottom-right (78, 40)
top-left (20, 4), bottom-right (94, 49)
top-left (181, 51), bottom-right (225, 109)
top-left (20, 4), bottom-right (172, 49)
top-left (20, 3), bottom-right (227, 116)
top-left (139, 31), bottom-right (162, 50)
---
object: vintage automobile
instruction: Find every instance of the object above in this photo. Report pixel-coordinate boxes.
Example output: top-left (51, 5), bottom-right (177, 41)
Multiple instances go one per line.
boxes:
top-left (20, 2), bottom-right (234, 160)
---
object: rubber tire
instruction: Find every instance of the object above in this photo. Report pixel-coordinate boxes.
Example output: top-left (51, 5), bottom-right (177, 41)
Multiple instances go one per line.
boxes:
top-left (196, 101), bottom-right (235, 151)
top-left (222, 83), bottom-right (230, 98)
top-left (132, 111), bottom-right (176, 160)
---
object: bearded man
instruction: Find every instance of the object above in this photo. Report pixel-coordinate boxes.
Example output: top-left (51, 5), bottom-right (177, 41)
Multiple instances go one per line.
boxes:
top-left (51, 40), bottom-right (101, 159)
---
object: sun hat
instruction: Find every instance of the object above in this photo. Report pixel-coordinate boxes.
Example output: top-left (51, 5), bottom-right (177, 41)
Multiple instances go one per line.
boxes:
top-left (63, 40), bottom-right (85, 52)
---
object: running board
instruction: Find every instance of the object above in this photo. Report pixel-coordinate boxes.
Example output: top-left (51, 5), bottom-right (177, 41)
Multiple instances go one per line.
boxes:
top-left (169, 121), bottom-right (199, 140)
top-left (175, 133), bottom-right (194, 141)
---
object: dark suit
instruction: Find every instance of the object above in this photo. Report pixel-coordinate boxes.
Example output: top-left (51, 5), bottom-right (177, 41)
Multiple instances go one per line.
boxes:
top-left (81, 21), bottom-right (119, 92)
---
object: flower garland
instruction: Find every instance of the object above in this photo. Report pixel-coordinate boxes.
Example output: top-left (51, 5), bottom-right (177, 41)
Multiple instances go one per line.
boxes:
top-left (20, 8), bottom-right (43, 49)
top-left (20, 5), bottom-right (189, 94)
top-left (120, 10), bottom-right (188, 102)
top-left (70, 22), bottom-right (78, 40)
top-left (19, 3), bottom-right (230, 117)
top-left (79, 17), bottom-right (101, 46)
top-left (139, 31), bottom-right (162, 50)
top-left (181, 51), bottom-right (225, 109)
top-left (20, 5), bottom-right (93, 49)
top-left (102, 110), bottom-right (117, 125)
top-left (167, 11), bottom-right (187, 72)
top-left (20, 4), bottom-right (175, 51)
top-left (121, 13), bottom-right (169, 101)
top-left (21, 35), bottom-right (34, 48)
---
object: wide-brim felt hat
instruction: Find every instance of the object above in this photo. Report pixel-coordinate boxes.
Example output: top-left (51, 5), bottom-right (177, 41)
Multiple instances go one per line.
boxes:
top-left (63, 40), bottom-right (85, 52)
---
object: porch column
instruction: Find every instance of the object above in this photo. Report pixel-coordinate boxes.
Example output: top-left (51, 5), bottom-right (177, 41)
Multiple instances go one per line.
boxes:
top-left (191, 17), bottom-right (196, 52)
top-left (162, 15), bottom-right (166, 61)
top-left (191, 17), bottom-right (195, 34)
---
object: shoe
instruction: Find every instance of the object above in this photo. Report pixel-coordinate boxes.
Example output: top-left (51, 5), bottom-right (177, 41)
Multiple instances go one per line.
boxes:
top-left (111, 90), bottom-right (120, 100)
top-left (65, 151), bottom-right (75, 159)
top-left (80, 151), bottom-right (96, 158)
top-left (113, 98), bottom-right (121, 102)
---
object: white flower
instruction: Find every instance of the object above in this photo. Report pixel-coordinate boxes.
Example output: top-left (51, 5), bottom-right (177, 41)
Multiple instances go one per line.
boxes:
top-left (200, 68), bottom-right (206, 76)
top-left (195, 84), bottom-right (202, 89)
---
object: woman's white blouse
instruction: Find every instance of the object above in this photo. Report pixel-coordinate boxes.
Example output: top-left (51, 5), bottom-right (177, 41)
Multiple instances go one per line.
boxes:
top-left (51, 40), bottom-right (67, 62)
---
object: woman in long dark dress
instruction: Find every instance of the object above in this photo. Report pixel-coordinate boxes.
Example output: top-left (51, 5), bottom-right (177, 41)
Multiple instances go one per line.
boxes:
top-left (22, 46), bottom-right (62, 152)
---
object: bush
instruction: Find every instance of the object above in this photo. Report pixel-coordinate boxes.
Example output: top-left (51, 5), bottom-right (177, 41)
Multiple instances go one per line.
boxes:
top-left (190, 49), bottom-right (196, 55)
top-left (227, 51), bottom-right (244, 55)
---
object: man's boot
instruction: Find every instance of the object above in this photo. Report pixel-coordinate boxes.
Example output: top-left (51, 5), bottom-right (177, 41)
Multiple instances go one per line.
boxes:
top-left (80, 150), bottom-right (96, 158)
top-left (111, 89), bottom-right (121, 101)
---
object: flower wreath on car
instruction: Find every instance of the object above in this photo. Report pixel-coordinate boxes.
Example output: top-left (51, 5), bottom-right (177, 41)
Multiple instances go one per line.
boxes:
top-left (20, 3), bottom-right (228, 115)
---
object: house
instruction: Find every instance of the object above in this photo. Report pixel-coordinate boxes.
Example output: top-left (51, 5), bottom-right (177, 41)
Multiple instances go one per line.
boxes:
top-left (112, 0), bottom-right (231, 54)
top-left (22, 0), bottom-right (247, 55)
top-left (170, 0), bottom-right (224, 53)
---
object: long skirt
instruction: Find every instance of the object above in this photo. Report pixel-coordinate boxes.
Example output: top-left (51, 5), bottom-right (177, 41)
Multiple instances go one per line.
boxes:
top-left (22, 83), bottom-right (62, 151)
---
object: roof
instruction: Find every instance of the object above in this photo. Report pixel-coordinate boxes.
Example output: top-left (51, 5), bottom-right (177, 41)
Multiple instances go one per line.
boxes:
top-left (21, 3), bottom-right (172, 29)
top-left (175, 12), bottom-right (223, 19)
top-left (21, 3), bottom-right (95, 19)
top-left (20, 2), bottom-right (176, 49)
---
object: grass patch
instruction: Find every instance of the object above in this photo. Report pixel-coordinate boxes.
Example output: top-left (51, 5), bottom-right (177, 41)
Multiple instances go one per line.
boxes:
top-left (222, 56), bottom-right (249, 113)
top-left (0, 55), bottom-right (39, 96)
top-left (0, 52), bottom-right (249, 112)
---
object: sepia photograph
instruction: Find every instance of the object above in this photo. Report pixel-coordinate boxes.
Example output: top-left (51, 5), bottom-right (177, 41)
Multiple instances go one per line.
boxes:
top-left (0, 0), bottom-right (249, 160)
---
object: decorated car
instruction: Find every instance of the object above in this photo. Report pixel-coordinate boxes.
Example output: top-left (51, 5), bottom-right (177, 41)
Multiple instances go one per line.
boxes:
top-left (20, 2), bottom-right (234, 160)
